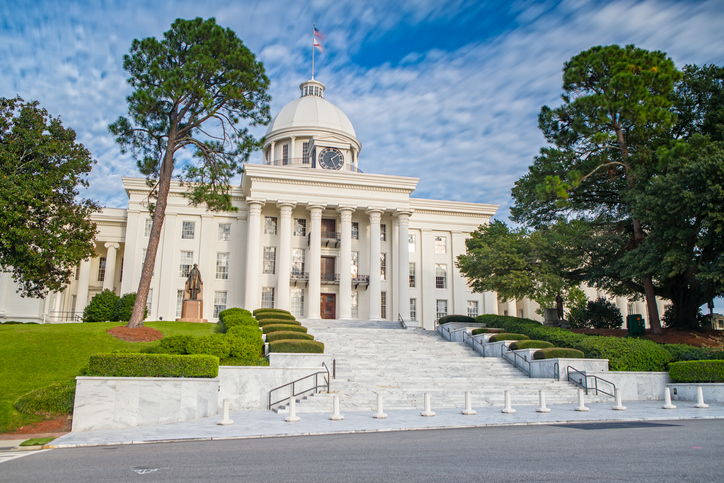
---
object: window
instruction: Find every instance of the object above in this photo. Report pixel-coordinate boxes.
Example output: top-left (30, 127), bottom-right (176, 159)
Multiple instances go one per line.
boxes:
top-left (182, 221), bottom-right (195, 239)
top-left (380, 253), bottom-right (386, 281)
top-left (436, 300), bottom-right (448, 319)
top-left (627, 302), bottom-right (636, 315)
top-left (409, 262), bottom-right (416, 288)
top-left (263, 247), bottom-right (276, 274)
top-left (146, 288), bottom-right (153, 317)
top-left (351, 251), bottom-right (359, 278)
top-left (380, 224), bottom-right (386, 241)
top-left (261, 287), bottom-right (274, 309)
top-left (351, 291), bottom-right (359, 319)
top-left (213, 291), bottom-right (227, 318)
top-left (144, 218), bottom-right (152, 237)
top-left (435, 264), bottom-right (447, 289)
top-left (468, 300), bottom-right (479, 318)
top-left (410, 298), bottom-right (417, 321)
top-left (294, 218), bottom-right (307, 236)
top-left (291, 288), bottom-right (304, 317)
top-left (98, 257), bottom-right (106, 282)
top-left (351, 222), bottom-right (359, 240)
top-left (176, 290), bottom-right (184, 318)
top-left (408, 234), bottom-right (416, 252)
top-left (179, 251), bottom-right (194, 277)
top-left (292, 248), bottom-right (305, 275)
top-left (381, 291), bottom-right (387, 319)
top-left (216, 253), bottom-right (229, 280)
top-left (218, 223), bottom-right (231, 241)
top-left (302, 142), bottom-right (310, 164)
top-left (435, 236), bottom-right (447, 254)
top-left (282, 144), bottom-right (289, 164)
top-left (264, 216), bottom-right (277, 235)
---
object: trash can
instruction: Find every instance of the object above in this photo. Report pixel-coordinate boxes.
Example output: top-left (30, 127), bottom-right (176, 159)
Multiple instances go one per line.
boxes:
top-left (627, 314), bottom-right (645, 336)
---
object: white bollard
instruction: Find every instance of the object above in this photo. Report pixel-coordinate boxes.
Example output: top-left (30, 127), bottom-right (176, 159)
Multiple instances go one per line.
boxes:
top-left (501, 390), bottom-right (516, 414)
top-left (575, 389), bottom-right (589, 412)
top-left (462, 391), bottom-right (477, 415)
top-left (695, 386), bottom-right (709, 409)
top-left (612, 388), bottom-right (626, 411)
top-left (421, 392), bottom-right (436, 417)
top-left (373, 393), bottom-right (388, 419)
top-left (536, 389), bottom-right (551, 413)
top-left (662, 387), bottom-right (676, 409)
top-left (217, 398), bottom-right (233, 425)
top-left (330, 394), bottom-right (344, 420)
top-left (285, 396), bottom-right (300, 422)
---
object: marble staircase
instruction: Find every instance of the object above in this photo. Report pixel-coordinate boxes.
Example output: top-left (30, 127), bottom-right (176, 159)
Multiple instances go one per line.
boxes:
top-left (275, 319), bottom-right (605, 413)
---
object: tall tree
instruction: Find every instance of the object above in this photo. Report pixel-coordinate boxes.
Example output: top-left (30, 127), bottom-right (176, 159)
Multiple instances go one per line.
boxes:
top-left (0, 97), bottom-right (98, 298)
top-left (109, 18), bottom-right (270, 328)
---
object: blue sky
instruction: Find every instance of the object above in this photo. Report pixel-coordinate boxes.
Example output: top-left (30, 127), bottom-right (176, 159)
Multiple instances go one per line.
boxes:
top-left (3, 0), bottom-right (724, 310)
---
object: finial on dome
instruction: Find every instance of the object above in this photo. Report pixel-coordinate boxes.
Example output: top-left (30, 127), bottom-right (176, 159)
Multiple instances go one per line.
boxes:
top-left (300, 79), bottom-right (325, 98)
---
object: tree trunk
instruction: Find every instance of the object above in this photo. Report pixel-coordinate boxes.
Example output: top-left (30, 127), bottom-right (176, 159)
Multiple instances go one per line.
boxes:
top-left (126, 135), bottom-right (177, 328)
top-left (632, 219), bottom-right (662, 334)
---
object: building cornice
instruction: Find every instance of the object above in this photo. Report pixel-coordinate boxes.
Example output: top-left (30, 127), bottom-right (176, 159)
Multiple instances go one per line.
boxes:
top-left (409, 198), bottom-right (498, 218)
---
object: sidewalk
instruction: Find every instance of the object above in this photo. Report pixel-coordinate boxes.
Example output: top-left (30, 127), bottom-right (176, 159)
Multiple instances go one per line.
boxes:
top-left (48, 400), bottom-right (724, 449)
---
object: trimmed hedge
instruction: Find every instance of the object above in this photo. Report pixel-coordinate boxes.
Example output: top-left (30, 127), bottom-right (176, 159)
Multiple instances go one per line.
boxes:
top-left (669, 360), bottom-right (724, 383)
top-left (255, 312), bottom-right (296, 321)
top-left (220, 357), bottom-right (270, 366)
top-left (471, 328), bottom-right (505, 335)
top-left (14, 380), bottom-right (76, 415)
top-left (266, 331), bottom-right (315, 342)
top-left (88, 353), bottom-right (219, 378)
top-left (221, 313), bottom-right (258, 332)
top-left (83, 289), bottom-right (119, 322)
top-left (263, 324), bottom-right (308, 334)
top-left (662, 345), bottom-right (724, 363)
top-left (534, 348), bottom-right (585, 359)
top-left (438, 315), bottom-right (475, 324)
top-left (489, 333), bottom-right (530, 342)
top-left (155, 335), bottom-right (194, 355)
top-left (268, 339), bottom-right (324, 353)
top-left (479, 314), bottom-right (673, 371)
top-left (253, 308), bottom-right (292, 317)
top-left (219, 308), bottom-right (252, 320)
top-left (227, 334), bottom-right (264, 359)
top-left (509, 340), bottom-right (554, 350)
top-left (258, 318), bottom-right (302, 327)
top-left (226, 325), bottom-right (263, 340)
top-left (186, 334), bottom-right (231, 359)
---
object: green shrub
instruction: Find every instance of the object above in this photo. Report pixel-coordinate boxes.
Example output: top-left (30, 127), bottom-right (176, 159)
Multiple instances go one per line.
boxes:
top-left (227, 334), bottom-right (264, 359)
top-left (258, 318), bottom-right (302, 327)
top-left (186, 334), bottom-right (231, 359)
top-left (221, 313), bottom-right (258, 332)
top-left (113, 293), bottom-right (147, 322)
top-left (489, 333), bottom-right (530, 342)
top-left (483, 315), bottom-right (672, 371)
top-left (471, 328), bottom-right (504, 335)
top-left (533, 348), bottom-right (585, 359)
top-left (226, 325), bottom-right (263, 341)
top-left (155, 335), bottom-right (194, 355)
top-left (438, 315), bottom-right (475, 324)
top-left (253, 308), bottom-right (292, 317)
top-left (663, 344), bottom-right (724, 362)
top-left (255, 312), bottom-right (296, 321)
top-left (88, 353), bottom-right (219, 378)
top-left (263, 324), bottom-right (308, 334)
top-left (268, 340), bottom-right (324, 353)
top-left (13, 380), bottom-right (76, 415)
top-left (219, 308), bottom-right (252, 320)
top-left (219, 357), bottom-right (270, 366)
top-left (266, 331), bottom-right (315, 342)
top-left (83, 289), bottom-right (120, 322)
top-left (509, 340), bottom-right (554, 350)
top-left (669, 360), bottom-right (724, 382)
top-left (568, 298), bottom-right (623, 329)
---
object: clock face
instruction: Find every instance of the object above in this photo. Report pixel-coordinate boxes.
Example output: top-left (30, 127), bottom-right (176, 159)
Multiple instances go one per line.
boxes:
top-left (318, 148), bottom-right (344, 170)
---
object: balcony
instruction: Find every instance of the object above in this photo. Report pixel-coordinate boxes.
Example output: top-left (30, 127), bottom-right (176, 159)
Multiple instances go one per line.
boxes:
top-left (263, 157), bottom-right (363, 173)
top-left (289, 271), bottom-right (369, 289)
top-left (308, 231), bottom-right (341, 248)
top-left (321, 273), bottom-right (339, 285)
top-left (291, 270), bottom-right (308, 287)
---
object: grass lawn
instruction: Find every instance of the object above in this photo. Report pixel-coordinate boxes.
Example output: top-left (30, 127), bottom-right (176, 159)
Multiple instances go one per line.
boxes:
top-left (0, 321), bottom-right (218, 434)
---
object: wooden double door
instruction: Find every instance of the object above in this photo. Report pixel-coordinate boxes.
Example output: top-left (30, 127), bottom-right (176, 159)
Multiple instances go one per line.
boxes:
top-left (321, 293), bottom-right (336, 319)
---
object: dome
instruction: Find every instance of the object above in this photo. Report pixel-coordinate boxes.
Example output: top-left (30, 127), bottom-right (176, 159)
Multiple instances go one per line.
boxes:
top-left (265, 79), bottom-right (356, 139)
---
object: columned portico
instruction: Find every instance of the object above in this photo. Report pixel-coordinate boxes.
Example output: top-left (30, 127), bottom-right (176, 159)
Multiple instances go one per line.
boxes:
top-left (103, 242), bottom-right (120, 292)
top-left (337, 205), bottom-right (356, 319)
top-left (367, 208), bottom-right (384, 320)
top-left (395, 210), bottom-right (413, 324)
top-left (276, 201), bottom-right (296, 310)
top-left (244, 199), bottom-right (265, 309)
top-left (307, 203), bottom-right (326, 319)
top-left (75, 256), bottom-right (92, 315)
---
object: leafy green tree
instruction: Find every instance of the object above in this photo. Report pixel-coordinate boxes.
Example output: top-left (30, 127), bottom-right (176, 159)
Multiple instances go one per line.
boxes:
top-left (0, 97), bottom-right (98, 298)
top-left (109, 18), bottom-right (270, 328)
top-left (568, 298), bottom-right (623, 329)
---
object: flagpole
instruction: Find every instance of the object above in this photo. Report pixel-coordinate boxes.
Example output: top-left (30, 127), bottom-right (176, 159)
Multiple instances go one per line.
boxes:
top-left (312, 23), bottom-right (315, 79)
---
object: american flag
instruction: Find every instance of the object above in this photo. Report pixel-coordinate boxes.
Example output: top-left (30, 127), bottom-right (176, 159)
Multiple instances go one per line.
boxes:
top-left (313, 26), bottom-right (326, 41)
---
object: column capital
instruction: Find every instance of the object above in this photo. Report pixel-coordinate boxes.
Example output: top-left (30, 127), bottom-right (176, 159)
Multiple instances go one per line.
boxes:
top-left (336, 204), bottom-right (356, 216)
top-left (365, 206), bottom-right (385, 215)
top-left (306, 202), bottom-right (327, 213)
top-left (246, 198), bottom-right (265, 215)
top-left (276, 200), bottom-right (297, 212)
top-left (246, 198), bottom-right (266, 207)
top-left (104, 242), bottom-right (120, 251)
top-left (394, 209), bottom-right (414, 219)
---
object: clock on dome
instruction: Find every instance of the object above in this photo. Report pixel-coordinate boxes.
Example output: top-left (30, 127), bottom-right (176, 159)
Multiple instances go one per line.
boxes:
top-left (318, 148), bottom-right (344, 170)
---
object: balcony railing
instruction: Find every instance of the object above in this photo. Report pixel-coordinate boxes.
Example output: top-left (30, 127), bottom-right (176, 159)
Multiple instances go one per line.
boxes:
top-left (289, 271), bottom-right (369, 289)
top-left (262, 157), bottom-right (363, 173)
top-left (308, 231), bottom-right (341, 248)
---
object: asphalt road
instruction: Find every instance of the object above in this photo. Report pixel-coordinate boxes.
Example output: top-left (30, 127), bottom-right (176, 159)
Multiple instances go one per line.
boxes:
top-left (2, 420), bottom-right (722, 482)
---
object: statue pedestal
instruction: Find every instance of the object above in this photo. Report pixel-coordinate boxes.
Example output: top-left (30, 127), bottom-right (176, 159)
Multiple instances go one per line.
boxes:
top-left (176, 300), bottom-right (207, 323)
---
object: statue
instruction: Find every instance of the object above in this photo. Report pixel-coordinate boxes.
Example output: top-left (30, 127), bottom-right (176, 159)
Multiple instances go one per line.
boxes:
top-left (186, 264), bottom-right (203, 300)
top-left (177, 264), bottom-right (207, 323)
top-left (555, 294), bottom-right (564, 322)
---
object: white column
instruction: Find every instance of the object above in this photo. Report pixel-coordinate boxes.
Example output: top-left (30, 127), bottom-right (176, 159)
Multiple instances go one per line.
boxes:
top-left (75, 255), bottom-right (93, 315)
top-left (244, 200), bottom-right (265, 310)
top-left (270, 141), bottom-right (276, 164)
top-left (157, 213), bottom-right (177, 320)
top-left (420, 229), bottom-right (435, 328)
top-left (120, 210), bottom-right (141, 295)
top-left (276, 201), bottom-right (296, 311)
top-left (290, 136), bottom-right (296, 164)
top-left (338, 206), bottom-right (355, 319)
top-left (507, 299), bottom-right (517, 317)
top-left (103, 242), bottom-right (120, 292)
top-left (198, 214), bottom-right (214, 320)
top-left (367, 208), bottom-right (383, 320)
top-left (391, 217), bottom-right (398, 321)
top-left (396, 210), bottom-right (412, 324)
top-left (307, 203), bottom-right (326, 319)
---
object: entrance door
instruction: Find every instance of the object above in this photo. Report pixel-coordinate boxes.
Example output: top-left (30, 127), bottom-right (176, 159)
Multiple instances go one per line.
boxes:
top-left (321, 256), bottom-right (336, 282)
top-left (321, 293), bottom-right (336, 319)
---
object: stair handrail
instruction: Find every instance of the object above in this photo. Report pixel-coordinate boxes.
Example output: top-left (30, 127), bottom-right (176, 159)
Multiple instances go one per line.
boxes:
top-left (465, 331), bottom-right (486, 356)
top-left (553, 362), bottom-right (560, 381)
top-left (566, 365), bottom-right (615, 398)
top-left (501, 345), bottom-right (531, 377)
top-left (268, 362), bottom-right (331, 410)
top-left (398, 313), bottom-right (407, 329)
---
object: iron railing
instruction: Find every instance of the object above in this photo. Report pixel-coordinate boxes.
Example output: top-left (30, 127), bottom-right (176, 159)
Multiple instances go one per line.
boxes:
top-left (398, 313), bottom-right (407, 329)
top-left (566, 366), bottom-right (615, 398)
top-left (268, 362), bottom-right (331, 410)
top-left (290, 271), bottom-right (309, 281)
top-left (48, 311), bottom-right (81, 322)
top-left (501, 345), bottom-right (531, 377)
top-left (437, 323), bottom-right (452, 341)
top-left (263, 157), bottom-right (363, 173)
top-left (554, 362), bottom-right (560, 381)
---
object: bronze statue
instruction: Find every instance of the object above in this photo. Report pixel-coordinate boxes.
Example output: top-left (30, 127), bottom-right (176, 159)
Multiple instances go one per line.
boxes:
top-left (186, 264), bottom-right (203, 300)
top-left (555, 294), bottom-right (564, 321)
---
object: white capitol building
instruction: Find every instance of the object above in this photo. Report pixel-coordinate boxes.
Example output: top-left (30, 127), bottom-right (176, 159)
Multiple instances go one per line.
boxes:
top-left (0, 78), bottom-right (662, 327)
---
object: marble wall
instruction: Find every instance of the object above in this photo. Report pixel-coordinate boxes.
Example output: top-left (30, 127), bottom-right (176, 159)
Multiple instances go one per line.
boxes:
top-left (72, 377), bottom-right (219, 432)
top-left (669, 383), bottom-right (724, 403)
top-left (584, 371), bottom-right (671, 401)
top-left (529, 358), bottom-right (610, 381)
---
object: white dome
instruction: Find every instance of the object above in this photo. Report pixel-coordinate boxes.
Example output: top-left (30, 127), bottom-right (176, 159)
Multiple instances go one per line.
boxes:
top-left (265, 90), bottom-right (356, 138)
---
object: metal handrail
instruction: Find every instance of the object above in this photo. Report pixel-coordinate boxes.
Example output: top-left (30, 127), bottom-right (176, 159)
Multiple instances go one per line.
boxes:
top-left (553, 362), bottom-right (560, 381)
top-left (398, 313), bottom-right (407, 329)
top-left (437, 323), bottom-right (452, 340)
top-left (463, 331), bottom-right (487, 357)
top-left (501, 345), bottom-right (531, 377)
top-left (268, 362), bottom-right (331, 410)
top-left (566, 366), bottom-right (615, 398)
top-left (290, 271), bottom-right (309, 280)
